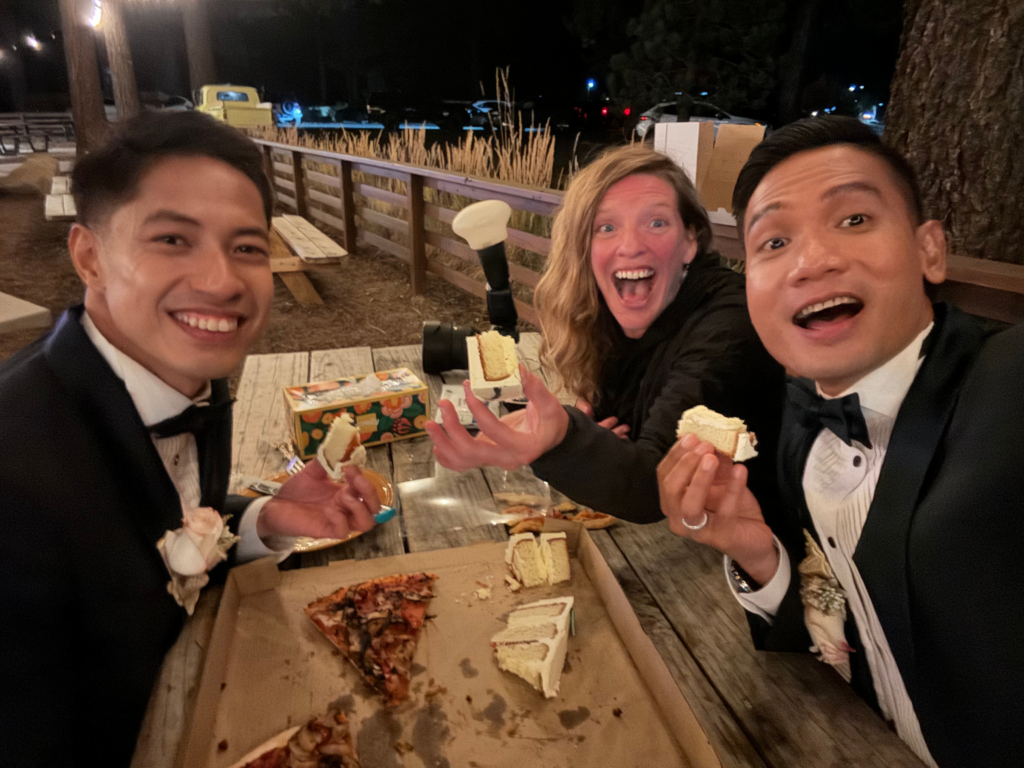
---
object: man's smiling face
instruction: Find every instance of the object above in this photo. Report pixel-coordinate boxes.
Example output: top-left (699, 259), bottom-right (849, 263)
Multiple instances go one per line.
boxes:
top-left (743, 145), bottom-right (946, 395)
top-left (70, 155), bottom-right (273, 396)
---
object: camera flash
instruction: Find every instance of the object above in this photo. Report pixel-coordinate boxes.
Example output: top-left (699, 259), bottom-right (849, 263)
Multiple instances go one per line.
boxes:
top-left (453, 199), bottom-right (512, 250)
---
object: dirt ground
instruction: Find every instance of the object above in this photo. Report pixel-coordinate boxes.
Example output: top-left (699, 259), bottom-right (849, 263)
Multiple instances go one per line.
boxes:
top-left (0, 193), bottom-right (500, 380)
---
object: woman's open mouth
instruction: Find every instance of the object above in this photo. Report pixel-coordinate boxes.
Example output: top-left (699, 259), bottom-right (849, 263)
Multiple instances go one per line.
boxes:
top-left (613, 268), bottom-right (656, 303)
top-left (793, 295), bottom-right (864, 330)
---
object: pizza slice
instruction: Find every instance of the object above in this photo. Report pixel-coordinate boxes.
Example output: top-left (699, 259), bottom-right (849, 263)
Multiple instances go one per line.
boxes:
top-left (235, 710), bottom-right (359, 768)
top-left (569, 508), bottom-right (617, 529)
top-left (305, 572), bottom-right (438, 706)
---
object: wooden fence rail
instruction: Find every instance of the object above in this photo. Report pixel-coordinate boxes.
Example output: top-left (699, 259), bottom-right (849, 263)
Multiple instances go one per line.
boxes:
top-left (252, 138), bottom-right (1024, 326)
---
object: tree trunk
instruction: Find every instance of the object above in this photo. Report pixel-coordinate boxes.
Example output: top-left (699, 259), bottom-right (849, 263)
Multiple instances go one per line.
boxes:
top-left (0, 19), bottom-right (27, 111)
top-left (886, 0), bottom-right (1024, 264)
top-left (182, 0), bottom-right (216, 95)
top-left (59, 0), bottom-right (110, 155)
top-left (314, 30), bottom-right (327, 105)
top-left (776, 0), bottom-right (820, 125)
top-left (102, 0), bottom-right (141, 119)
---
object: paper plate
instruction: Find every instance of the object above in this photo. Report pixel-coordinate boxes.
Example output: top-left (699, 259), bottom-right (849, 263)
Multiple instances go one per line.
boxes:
top-left (239, 468), bottom-right (394, 553)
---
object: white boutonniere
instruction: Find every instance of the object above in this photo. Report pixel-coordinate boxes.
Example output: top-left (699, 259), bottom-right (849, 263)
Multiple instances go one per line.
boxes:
top-left (799, 529), bottom-right (854, 682)
top-left (156, 507), bottom-right (240, 615)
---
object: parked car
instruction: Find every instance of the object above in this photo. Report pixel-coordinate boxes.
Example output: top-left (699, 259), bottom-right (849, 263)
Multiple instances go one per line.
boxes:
top-left (194, 85), bottom-right (272, 128)
top-left (634, 100), bottom-right (767, 140)
top-left (366, 94), bottom-right (448, 131)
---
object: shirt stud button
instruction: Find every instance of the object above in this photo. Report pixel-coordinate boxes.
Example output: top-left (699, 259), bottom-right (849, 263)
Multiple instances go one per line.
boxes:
top-left (853, 455), bottom-right (863, 468)
top-left (828, 536), bottom-right (837, 548)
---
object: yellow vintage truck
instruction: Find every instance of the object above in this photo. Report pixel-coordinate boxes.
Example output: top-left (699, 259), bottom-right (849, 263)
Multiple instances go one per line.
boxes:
top-left (194, 85), bottom-right (273, 127)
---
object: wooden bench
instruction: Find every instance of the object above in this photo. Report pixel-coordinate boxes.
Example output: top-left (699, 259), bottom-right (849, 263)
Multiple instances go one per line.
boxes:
top-left (0, 293), bottom-right (51, 334)
top-left (272, 214), bottom-right (348, 263)
top-left (269, 216), bottom-right (352, 306)
top-left (44, 194), bottom-right (76, 221)
top-left (0, 112), bottom-right (74, 153)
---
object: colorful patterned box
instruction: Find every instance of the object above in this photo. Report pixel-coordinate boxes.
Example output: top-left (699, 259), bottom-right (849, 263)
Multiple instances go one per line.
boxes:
top-left (282, 367), bottom-right (430, 459)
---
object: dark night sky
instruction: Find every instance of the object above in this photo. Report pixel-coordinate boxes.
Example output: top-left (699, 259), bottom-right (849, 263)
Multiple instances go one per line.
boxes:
top-left (1, 0), bottom-right (904, 122)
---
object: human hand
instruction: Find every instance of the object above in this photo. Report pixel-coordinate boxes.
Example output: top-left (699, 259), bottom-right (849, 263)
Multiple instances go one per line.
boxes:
top-left (574, 397), bottom-right (629, 439)
top-left (256, 461), bottom-right (379, 541)
top-left (425, 365), bottom-right (570, 471)
top-left (657, 434), bottom-right (778, 585)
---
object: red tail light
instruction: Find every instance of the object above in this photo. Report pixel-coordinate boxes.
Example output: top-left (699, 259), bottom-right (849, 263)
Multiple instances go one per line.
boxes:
top-left (639, 115), bottom-right (649, 121)
top-left (624, 108), bottom-right (631, 116)
top-left (601, 107), bottom-right (608, 116)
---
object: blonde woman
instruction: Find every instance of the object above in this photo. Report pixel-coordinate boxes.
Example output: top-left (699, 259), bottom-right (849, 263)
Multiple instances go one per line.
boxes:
top-left (425, 145), bottom-right (784, 520)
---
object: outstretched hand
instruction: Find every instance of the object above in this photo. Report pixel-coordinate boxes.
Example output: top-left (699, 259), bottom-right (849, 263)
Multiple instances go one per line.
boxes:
top-left (256, 460), bottom-right (380, 541)
top-left (425, 365), bottom-right (570, 471)
top-left (657, 434), bottom-right (779, 585)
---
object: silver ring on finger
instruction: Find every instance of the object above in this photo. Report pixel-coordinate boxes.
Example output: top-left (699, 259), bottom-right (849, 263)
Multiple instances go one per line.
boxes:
top-left (681, 511), bottom-right (709, 531)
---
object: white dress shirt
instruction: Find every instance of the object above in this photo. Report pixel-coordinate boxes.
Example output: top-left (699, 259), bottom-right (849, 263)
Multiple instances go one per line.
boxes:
top-left (81, 312), bottom-right (291, 563)
top-left (726, 322), bottom-right (937, 767)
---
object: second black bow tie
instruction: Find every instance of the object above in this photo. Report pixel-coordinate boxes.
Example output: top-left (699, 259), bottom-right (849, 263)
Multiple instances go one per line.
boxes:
top-left (787, 380), bottom-right (872, 449)
top-left (149, 398), bottom-right (234, 439)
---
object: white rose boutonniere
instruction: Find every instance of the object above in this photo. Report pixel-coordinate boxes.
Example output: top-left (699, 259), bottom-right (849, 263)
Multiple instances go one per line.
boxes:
top-left (798, 529), bottom-right (854, 682)
top-left (156, 507), bottom-right (240, 615)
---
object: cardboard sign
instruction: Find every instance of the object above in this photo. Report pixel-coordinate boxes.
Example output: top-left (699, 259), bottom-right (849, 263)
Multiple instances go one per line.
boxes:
top-left (700, 124), bottom-right (767, 214)
top-left (653, 121), bottom-right (766, 216)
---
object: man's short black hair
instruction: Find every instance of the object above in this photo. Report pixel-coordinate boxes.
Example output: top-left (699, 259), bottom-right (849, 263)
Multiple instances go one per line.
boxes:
top-left (72, 111), bottom-right (273, 227)
top-left (732, 116), bottom-right (924, 234)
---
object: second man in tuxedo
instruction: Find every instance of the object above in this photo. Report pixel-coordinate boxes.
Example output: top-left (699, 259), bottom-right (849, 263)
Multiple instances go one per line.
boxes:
top-left (657, 117), bottom-right (1024, 767)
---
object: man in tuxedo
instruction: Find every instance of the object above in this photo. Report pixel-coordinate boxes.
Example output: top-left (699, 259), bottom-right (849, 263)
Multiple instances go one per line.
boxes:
top-left (657, 117), bottom-right (1023, 767)
top-left (0, 113), bottom-right (382, 767)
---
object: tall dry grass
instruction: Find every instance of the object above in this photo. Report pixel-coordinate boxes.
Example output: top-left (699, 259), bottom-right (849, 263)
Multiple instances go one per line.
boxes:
top-left (247, 71), bottom-right (564, 305)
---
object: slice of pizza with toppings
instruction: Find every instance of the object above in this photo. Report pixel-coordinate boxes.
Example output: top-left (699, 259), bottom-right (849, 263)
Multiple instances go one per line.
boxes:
top-left (236, 710), bottom-right (359, 768)
top-left (305, 572), bottom-right (438, 706)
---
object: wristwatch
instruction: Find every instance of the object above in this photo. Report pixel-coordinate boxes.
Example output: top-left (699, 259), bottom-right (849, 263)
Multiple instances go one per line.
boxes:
top-left (729, 561), bottom-right (758, 594)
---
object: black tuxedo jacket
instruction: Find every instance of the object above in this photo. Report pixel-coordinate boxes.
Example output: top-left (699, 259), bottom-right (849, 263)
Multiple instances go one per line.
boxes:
top-left (748, 304), bottom-right (1024, 767)
top-left (0, 307), bottom-right (246, 767)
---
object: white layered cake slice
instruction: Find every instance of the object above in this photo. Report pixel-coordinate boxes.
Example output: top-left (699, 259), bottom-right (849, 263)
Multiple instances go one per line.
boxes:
top-left (316, 412), bottom-right (367, 480)
top-left (491, 596), bottom-right (574, 698)
top-left (505, 532), bottom-right (572, 588)
top-left (466, 331), bottom-right (522, 401)
top-left (539, 532), bottom-right (571, 585)
top-left (676, 405), bottom-right (758, 462)
top-left (505, 533), bottom-right (548, 588)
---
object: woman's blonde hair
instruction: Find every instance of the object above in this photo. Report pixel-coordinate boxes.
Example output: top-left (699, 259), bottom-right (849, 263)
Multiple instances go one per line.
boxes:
top-left (535, 144), bottom-right (714, 405)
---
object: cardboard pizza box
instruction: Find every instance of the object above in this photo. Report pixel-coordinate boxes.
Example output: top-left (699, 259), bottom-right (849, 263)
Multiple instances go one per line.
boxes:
top-left (182, 522), bottom-right (722, 768)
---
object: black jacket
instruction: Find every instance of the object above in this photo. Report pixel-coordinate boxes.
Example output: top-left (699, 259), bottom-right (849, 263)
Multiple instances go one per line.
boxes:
top-left (751, 304), bottom-right (1024, 768)
top-left (0, 307), bottom-right (246, 767)
top-left (532, 252), bottom-right (785, 521)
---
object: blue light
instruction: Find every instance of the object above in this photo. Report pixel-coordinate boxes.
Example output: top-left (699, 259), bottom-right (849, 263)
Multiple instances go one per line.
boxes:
top-left (700, 91), bottom-right (708, 96)
top-left (848, 85), bottom-right (856, 92)
top-left (587, 79), bottom-right (596, 90)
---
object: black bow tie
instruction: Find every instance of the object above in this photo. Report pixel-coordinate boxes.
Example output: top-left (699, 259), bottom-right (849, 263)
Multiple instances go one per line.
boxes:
top-left (787, 379), bottom-right (872, 449)
top-left (149, 398), bottom-right (234, 438)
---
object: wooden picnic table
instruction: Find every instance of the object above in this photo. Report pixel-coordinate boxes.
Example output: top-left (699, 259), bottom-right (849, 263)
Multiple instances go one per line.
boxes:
top-left (131, 333), bottom-right (923, 768)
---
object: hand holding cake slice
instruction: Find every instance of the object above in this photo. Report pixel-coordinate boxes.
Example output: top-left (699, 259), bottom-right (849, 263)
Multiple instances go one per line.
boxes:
top-left (316, 412), bottom-right (367, 480)
top-left (467, 330), bottom-right (523, 401)
top-left (676, 405), bottom-right (758, 462)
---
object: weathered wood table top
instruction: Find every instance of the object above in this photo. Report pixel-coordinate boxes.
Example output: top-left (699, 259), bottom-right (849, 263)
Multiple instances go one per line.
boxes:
top-left (132, 333), bottom-right (923, 768)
